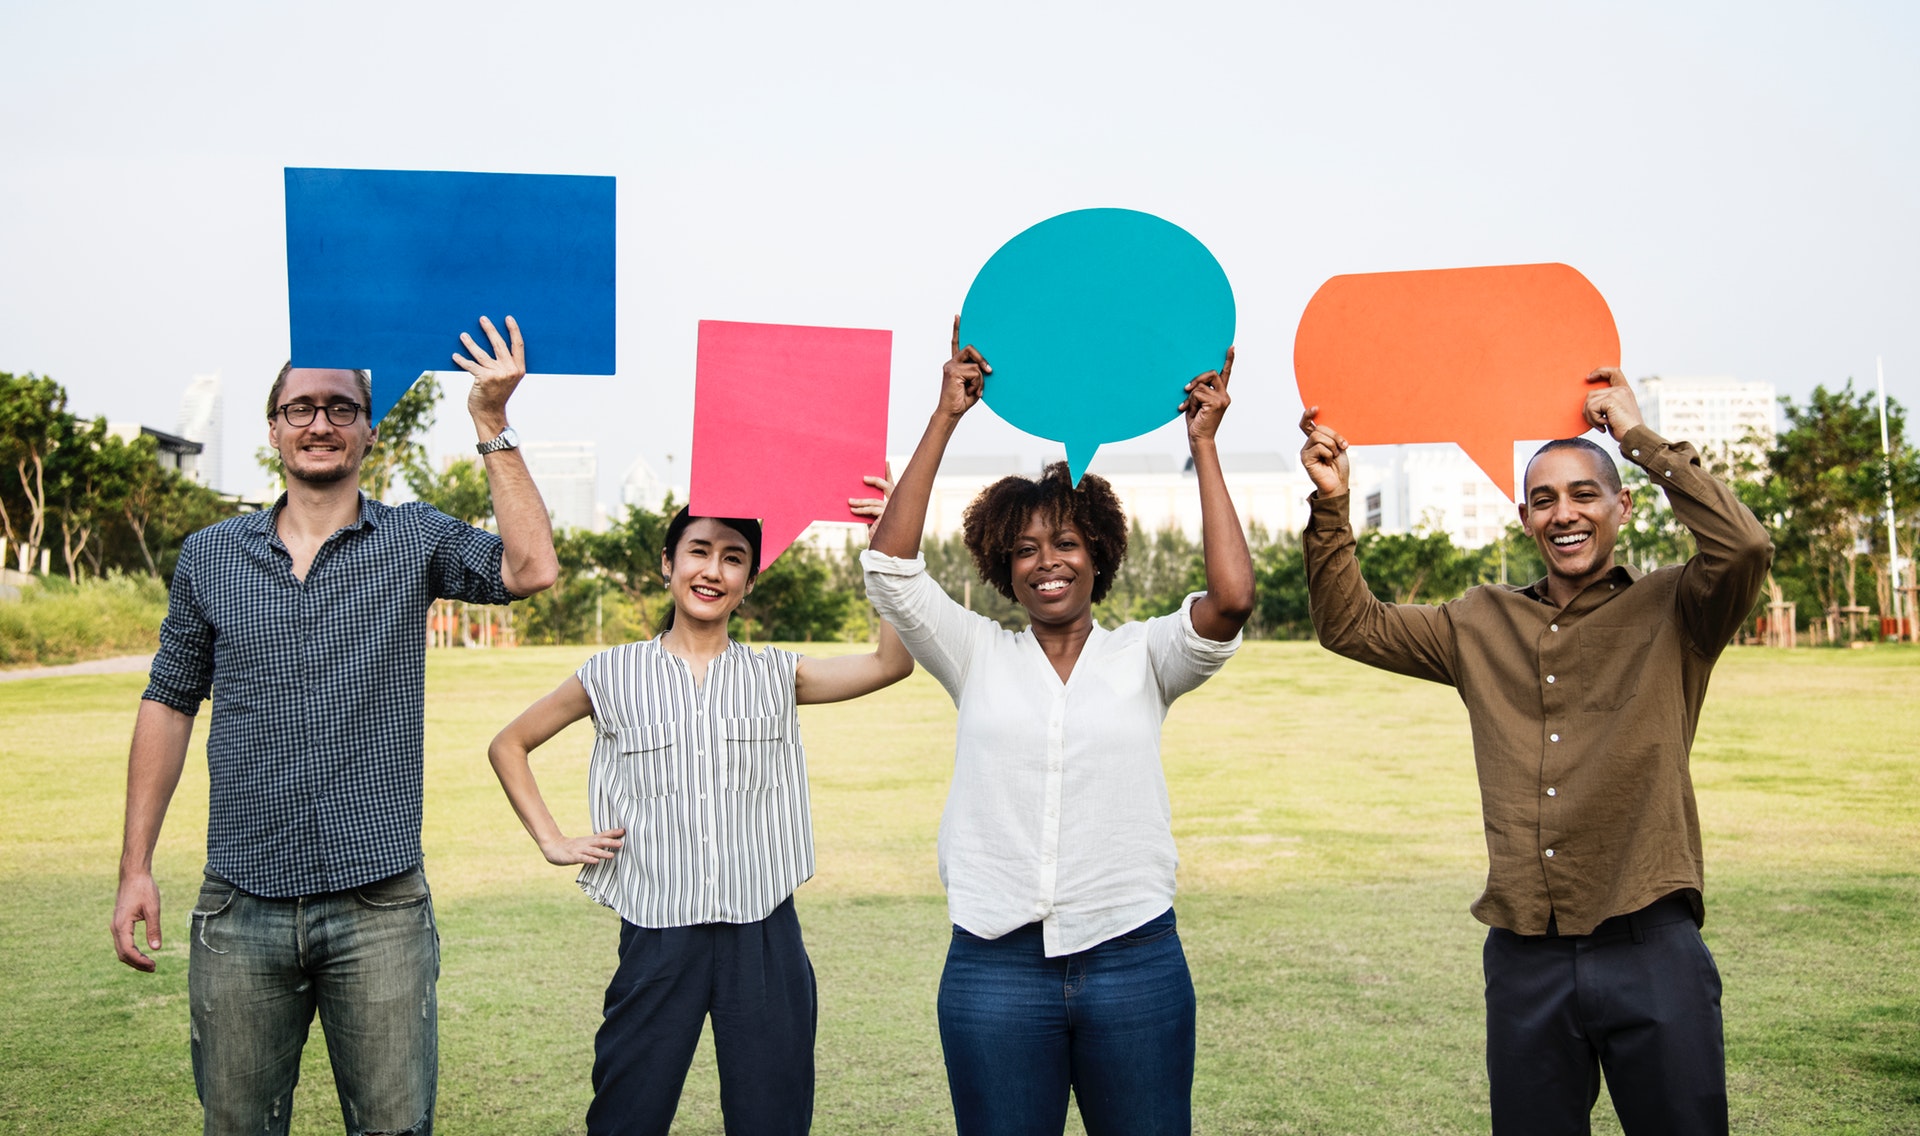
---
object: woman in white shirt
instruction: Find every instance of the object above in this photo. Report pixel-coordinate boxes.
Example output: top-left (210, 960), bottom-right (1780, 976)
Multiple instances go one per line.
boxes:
top-left (488, 502), bottom-right (913, 1136)
top-left (864, 322), bottom-right (1255, 1135)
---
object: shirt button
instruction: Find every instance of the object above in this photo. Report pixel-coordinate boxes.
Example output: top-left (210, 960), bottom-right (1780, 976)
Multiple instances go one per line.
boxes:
top-left (1631, 448), bottom-right (1640, 457)
top-left (1546, 675), bottom-right (1556, 684)
top-left (1663, 470), bottom-right (1673, 477)
top-left (1550, 623), bottom-right (1558, 632)
top-left (1547, 787), bottom-right (1557, 797)
top-left (1550, 733), bottom-right (1560, 742)
top-left (1544, 849), bottom-right (1556, 858)
top-left (1034, 902), bottom-right (1047, 916)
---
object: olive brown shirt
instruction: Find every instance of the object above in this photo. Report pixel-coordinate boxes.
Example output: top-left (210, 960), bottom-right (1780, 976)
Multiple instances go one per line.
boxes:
top-left (1303, 425), bottom-right (1772, 936)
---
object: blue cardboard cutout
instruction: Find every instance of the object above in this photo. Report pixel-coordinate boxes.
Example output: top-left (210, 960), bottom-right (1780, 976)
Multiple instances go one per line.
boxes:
top-left (285, 167), bottom-right (616, 424)
top-left (958, 208), bottom-right (1235, 484)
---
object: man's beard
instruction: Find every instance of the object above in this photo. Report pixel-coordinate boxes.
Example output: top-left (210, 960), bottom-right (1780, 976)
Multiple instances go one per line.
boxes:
top-left (281, 444), bottom-right (365, 487)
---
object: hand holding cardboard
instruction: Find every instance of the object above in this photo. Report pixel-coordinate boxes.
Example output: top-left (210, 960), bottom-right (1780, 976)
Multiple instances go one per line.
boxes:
top-left (958, 208), bottom-right (1235, 484)
top-left (1292, 263), bottom-right (1619, 500)
top-left (285, 167), bottom-right (616, 424)
top-left (688, 320), bottom-right (893, 570)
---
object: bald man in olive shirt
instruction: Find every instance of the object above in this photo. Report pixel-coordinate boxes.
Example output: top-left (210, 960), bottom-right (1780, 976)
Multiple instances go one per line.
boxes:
top-left (1298, 370), bottom-right (1771, 1135)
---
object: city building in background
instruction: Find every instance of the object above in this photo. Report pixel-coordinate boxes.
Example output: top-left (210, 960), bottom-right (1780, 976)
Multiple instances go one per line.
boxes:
top-left (176, 373), bottom-right (223, 491)
top-left (620, 454), bottom-right (680, 514)
top-left (522, 440), bottom-right (598, 532)
top-left (106, 422), bottom-right (205, 480)
top-left (1635, 375), bottom-right (1777, 472)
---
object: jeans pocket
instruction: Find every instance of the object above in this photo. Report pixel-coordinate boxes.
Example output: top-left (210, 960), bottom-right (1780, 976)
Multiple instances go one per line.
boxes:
top-left (191, 877), bottom-right (240, 955)
top-left (1115, 909), bottom-right (1178, 947)
top-left (352, 867), bottom-right (432, 910)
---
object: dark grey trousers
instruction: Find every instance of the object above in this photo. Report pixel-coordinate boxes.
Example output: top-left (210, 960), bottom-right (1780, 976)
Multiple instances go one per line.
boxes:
top-left (586, 896), bottom-right (816, 1136)
top-left (1484, 893), bottom-right (1728, 1135)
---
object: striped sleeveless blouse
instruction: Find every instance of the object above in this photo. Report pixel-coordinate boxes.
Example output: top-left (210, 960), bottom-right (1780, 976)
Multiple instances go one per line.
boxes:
top-left (573, 637), bottom-right (813, 927)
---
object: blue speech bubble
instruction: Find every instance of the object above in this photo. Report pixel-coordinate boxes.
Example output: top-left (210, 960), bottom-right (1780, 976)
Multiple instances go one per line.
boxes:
top-left (285, 167), bottom-right (616, 425)
top-left (958, 208), bottom-right (1235, 484)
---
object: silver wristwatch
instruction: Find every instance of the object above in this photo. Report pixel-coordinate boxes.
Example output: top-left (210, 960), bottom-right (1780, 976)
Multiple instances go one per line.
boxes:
top-left (475, 426), bottom-right (520, 455)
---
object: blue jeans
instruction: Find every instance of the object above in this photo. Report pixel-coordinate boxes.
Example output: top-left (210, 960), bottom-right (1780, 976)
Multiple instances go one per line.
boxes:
top-left (937, 908), bottom-right (1195, 1136)
top-left (187, 866), bottom-right (440, 1136)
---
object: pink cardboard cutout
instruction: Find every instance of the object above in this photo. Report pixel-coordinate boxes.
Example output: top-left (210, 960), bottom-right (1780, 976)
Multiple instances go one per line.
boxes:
top-left (689, 320), bottom-right (893, 570)
top-left (1293, 263), bottom-right (1619, 500)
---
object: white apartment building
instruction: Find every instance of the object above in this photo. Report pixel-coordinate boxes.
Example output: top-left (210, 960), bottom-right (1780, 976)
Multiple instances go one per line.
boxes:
top-left (177, 373), bottom-right (224, 491)
top-left (522, 440), bottom-right (599, 532)
top-left (1635, 375), bottom-right (1777, 470)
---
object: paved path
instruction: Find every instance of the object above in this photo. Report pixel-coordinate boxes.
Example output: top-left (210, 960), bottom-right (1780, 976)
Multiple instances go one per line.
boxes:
top-left (0, 654), bottom-right (153, 683)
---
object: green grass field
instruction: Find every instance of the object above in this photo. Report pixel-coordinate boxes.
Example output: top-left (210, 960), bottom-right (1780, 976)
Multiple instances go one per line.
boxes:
top-left (2, 642), bottom-right (1916, 1134)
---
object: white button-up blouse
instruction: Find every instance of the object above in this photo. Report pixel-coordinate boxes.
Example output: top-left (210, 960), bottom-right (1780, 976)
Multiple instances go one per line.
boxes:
top-left (862, 549), bottom-right (1241, 956)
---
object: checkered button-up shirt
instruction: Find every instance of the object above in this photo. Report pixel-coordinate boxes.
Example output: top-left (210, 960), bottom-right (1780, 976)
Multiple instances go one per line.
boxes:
top-left (144, 493), bottom-right (516, 898)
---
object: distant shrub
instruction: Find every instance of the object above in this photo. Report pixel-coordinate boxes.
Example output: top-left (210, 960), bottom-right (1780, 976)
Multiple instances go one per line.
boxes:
top-left (0, 574), bottom-right (170, 668)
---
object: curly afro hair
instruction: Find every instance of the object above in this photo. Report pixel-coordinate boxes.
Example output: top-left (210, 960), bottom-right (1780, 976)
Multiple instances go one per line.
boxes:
top-left (961, 461), bottom-right (1130, 605)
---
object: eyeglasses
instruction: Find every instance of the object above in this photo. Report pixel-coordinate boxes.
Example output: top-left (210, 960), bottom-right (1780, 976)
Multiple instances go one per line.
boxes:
top-left (274, 401), bottom-right (365, 427)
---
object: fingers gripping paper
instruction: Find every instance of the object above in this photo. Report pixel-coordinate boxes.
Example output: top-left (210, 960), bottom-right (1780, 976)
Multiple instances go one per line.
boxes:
top-left (1293, 263), bottom-right (1619, 500)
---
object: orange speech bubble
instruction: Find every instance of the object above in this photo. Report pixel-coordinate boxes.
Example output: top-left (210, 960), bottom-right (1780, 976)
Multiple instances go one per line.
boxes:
top-left (1293, 263), bottom-right (1619, 500)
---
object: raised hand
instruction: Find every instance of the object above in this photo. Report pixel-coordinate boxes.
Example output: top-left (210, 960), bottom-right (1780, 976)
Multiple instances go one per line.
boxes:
top-left (1299, 406), bottom-right (1351, 497)
top-left (1582, 367), bottom-right (1644, 438)
top-left (1181, 347), bottom-right (1235, 446)
top-left (454, 315), bottom-right (527, 427)
top-left (941, 315), bottom-right (990, 421)
top-left (539, 826), bottom-right (626, 867)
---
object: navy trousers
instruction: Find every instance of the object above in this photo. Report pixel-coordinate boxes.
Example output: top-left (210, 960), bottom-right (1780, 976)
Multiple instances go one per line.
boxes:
top-left (1484, 892), bottom-right (1729, 1135)
top-left (586, 896), bottom-right (816, 1136)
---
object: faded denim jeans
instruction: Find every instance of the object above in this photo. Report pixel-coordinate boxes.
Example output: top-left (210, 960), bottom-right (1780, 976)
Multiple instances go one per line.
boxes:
top-left (188, 865), bottom-right (440, 1136)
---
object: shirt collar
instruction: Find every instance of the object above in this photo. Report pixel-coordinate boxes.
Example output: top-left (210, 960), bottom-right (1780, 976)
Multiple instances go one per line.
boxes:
top-left (1519, 562), bottom-right (1640, 605)
top-left (245, 491), bottom-right (380, 541)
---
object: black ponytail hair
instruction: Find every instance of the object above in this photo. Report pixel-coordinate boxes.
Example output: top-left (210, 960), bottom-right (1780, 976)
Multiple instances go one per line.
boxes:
top-left (658, 507), bottom-right (764, 632)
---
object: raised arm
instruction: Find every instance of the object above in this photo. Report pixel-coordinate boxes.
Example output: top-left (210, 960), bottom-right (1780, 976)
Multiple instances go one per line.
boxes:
top-left (1182, 349), bottom-right (1255, 641)
top-left (487, 677), bottom-right (625, 867)
top-left (798, 471), bottom-right (916, 703)
top-left (1299, 407), bottom-right (1459, 684)
top-left (868, 316), bottom-right (988, 559)
top-left (454, 315), bottom-right (559, 597)
top-left (1584, 368), bottom-right (1772, 650)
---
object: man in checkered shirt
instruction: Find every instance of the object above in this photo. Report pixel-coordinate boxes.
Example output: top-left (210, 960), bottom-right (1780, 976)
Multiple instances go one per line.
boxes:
top-left (110, 316), bottom-right (559, 1136)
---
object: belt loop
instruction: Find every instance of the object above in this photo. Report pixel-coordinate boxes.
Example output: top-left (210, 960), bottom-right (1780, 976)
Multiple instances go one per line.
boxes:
top-left (1628, 907), bottom-right (1645, 945)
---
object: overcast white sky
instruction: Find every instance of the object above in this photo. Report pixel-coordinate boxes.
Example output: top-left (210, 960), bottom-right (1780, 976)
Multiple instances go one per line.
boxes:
top-left (3, 1), bottom-right (1915, 504)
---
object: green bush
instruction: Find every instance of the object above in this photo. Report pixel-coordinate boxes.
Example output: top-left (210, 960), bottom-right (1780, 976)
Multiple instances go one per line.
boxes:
top-left (0, 573), bottom-right (169, 668)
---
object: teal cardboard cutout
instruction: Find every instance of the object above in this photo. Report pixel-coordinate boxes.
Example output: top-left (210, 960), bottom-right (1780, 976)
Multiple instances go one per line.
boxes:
top-left (959, 208), bottom-right (1235, 484)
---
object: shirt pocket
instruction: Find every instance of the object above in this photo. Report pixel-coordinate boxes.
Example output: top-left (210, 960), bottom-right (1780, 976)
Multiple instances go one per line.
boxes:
top-left (1575, 625), bottom-right (1656, 712)
top-left (612, 723), bottom-right (679, 799)
top-left (721, 714), bottom-right (787, 791)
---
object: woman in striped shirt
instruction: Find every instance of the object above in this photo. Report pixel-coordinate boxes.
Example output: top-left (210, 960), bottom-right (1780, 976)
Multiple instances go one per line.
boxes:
top-left (862, 322), bottom-right (1255, 1135)
top-left (488, 498), bottom-right (913, 1136)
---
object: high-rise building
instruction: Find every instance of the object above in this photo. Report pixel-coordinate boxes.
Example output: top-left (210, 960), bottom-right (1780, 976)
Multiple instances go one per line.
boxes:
top-left (1636, 375), bottom-right (1777, 473)
top-left (176, 373), bottom-right (223, 490)
top-left (522, 441), bottom-right (599, 532)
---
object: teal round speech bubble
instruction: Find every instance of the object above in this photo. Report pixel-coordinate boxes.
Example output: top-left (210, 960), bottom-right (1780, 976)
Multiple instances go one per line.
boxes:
top-left (959, 208), bottom-right (1235, 484)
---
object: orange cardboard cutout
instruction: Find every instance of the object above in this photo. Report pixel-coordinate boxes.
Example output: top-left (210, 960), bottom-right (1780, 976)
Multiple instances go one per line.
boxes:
top-left (1293, 263), bottom-right (1619, 500)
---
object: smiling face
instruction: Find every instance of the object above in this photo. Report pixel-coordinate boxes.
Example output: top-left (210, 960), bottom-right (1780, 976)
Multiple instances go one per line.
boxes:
top-left (1519, 446), bottom-right (1633, 598)
top-left (267, 368), bottom-right (375, 487)
top-left (662, 517), bottom-right (757, 628)
top-left (1008, 510), bottom-right (1097, 627)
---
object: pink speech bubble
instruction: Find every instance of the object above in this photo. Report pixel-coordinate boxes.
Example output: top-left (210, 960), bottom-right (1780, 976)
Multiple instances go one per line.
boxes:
top-left (689, 320), bottom-right (892, 570)
top-left (1294, 263), bottom-right (1619, 500)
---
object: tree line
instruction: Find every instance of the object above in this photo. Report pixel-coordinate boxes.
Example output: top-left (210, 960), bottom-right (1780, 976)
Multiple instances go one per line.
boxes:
top-left (6, 369), bottom-right (1913, 643)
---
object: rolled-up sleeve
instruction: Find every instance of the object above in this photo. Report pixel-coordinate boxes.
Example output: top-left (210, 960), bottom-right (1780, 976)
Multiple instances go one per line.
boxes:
top-left (419, 505), bottom-right (515, 605)
top-left (143, 533), bottom-right (215, 714)
top-left (1146, 591), bottom-right (1242, 701)
top-left (861, 549), bottom-right (992, 702)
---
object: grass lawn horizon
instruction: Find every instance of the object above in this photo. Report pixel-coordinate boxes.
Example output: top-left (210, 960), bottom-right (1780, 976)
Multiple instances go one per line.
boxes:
top-left (2, 641), bottom-right (1916, 1133)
